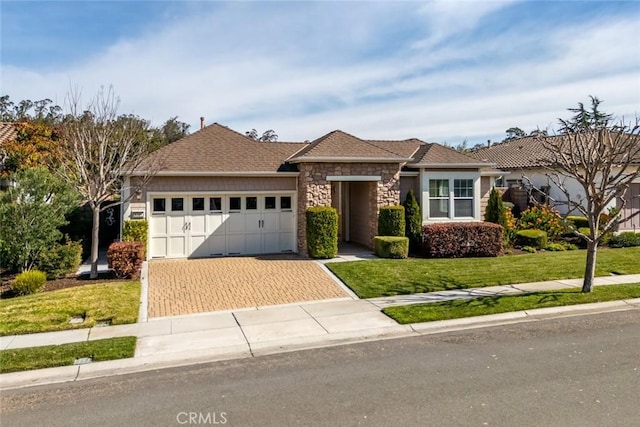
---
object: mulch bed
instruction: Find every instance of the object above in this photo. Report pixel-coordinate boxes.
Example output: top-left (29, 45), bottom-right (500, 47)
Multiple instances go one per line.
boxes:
top-left (1, 271), bottom-right (123, 299)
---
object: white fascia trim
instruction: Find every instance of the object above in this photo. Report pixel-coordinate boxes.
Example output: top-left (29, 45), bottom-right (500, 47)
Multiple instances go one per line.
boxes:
top-left (411, 163), bottom-right (487, 168)
top-left (289, 157), bottom-right (413, 163)
top-left (326, 175), bottom-right (382, 182)
top-left (480, 169), bottom-right (509, 177)
top-left (128, 171), bottom-right (299, 177)
top-left (400, 171), bottom-right (420, 176)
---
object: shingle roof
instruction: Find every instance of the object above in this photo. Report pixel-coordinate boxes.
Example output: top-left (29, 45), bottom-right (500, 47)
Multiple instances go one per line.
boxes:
top-left (410, 143), bottom-right (490, 167)
top-left (135, 123), bottom-right (493, 174)
top-left (138, 123), bottom-right (306, 173)
top-left (288, 130), bottom-right (417, 162)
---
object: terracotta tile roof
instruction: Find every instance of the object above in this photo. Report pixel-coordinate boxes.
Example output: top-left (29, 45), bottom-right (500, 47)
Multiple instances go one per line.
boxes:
top-left (288, 130), bottom-right (416, 162)
top-left (470, 133), bottom-right (640, 169)
top-left (469, 135), bottom-right (554, 169)
top-left (0, 122), bottom-right (17, 144)
top-left (410, 143), bottom-right (490, 167)
top-left (138, 123), bottom-right (306, 173)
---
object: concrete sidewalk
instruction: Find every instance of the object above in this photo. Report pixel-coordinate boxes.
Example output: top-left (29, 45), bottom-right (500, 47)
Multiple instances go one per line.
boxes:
top-left (2, 274), bottom-right (639, 390)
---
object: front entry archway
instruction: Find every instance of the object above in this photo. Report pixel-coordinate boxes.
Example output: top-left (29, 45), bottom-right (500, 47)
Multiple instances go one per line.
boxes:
top-left (330, 178), bottom-right (378, 247)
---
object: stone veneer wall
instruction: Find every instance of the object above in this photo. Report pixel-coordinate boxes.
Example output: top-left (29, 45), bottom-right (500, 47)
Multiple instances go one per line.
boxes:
top-left (297, 162), bottom-right (402, 254)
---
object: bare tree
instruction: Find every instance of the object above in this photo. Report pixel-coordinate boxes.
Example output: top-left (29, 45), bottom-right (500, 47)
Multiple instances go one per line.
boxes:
top-left (58, 87), bottom-right (162, 278)
top-left (532, 98), bottom-right (640, 292)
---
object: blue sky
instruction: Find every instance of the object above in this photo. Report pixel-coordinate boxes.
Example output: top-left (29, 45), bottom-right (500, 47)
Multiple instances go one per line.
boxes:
top-left (1, 1), bottom-right (639, 145)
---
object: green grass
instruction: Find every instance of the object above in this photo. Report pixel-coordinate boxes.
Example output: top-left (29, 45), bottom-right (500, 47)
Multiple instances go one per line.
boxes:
top-left (0, 281), bottom-right (140, 336)
top-left (327, 247), bottom-right (640, 298)
top-left (0, 337), bottom-right (137, 374)
top-left (383, 283), bottom-right (640, 324)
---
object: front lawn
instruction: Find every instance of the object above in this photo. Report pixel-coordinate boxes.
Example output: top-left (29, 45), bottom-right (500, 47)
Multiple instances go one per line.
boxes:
top-left (0, 281), bottom-right (140, 336)
top-left (327, 247), bottom-right (640, 298)
top-left (0, 337), bottom-right (137, 374)
top-left (384, 283), bottom-right (640, 324)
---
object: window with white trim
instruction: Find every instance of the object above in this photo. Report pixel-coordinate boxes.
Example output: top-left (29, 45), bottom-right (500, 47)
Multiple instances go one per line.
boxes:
top-left (428, 179), bottom-right (449, 218)
top-left (454, 179), bottom-right (474, 217)
top-left (426, 176), bottom-right (477, 220)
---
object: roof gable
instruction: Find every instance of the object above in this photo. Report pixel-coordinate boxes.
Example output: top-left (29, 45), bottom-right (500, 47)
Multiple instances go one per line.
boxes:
top-left (288, 130), bottom-right (417, 162)
top-left (139, 123), bottom-right (306, 173)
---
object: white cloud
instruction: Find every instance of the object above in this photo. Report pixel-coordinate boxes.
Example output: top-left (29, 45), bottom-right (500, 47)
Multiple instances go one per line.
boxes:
top-left (1, 1), bottom-right (638, 145)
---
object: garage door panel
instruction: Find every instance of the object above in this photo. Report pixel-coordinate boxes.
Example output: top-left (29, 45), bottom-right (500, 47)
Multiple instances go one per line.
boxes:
top-left (190, 215), bottom-right (207, 234)
top-left (280, 212), bottom-right (294, 232)
top-left (168, 216), bottom-right (187, 234)
top-left (190, 235), bottom-right (209, 258)
top-left (227, 213), bottom-right (244, 233)
top-left (150, 237), bottom-right (167, 258)
top-left (149, 193), bottom-right (296, 258)
top-left (168, 236), bottom-right (186, 257)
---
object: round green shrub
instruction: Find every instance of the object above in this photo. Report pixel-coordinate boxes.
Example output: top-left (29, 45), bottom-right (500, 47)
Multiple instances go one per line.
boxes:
top-left (37, 240), bottom-right (83, 279)
top-left (515, 229), bottom-right (547, 249)
top-left (13, 270), bottom-right (47, 296)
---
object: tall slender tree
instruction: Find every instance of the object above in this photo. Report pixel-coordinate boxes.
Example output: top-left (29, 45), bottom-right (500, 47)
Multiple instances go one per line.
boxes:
top-left (57, 87), bottom-right (163, 278)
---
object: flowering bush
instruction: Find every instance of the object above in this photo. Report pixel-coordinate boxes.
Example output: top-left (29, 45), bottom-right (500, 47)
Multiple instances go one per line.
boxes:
top-left (503, 207), bottom-right (517, 244)
top-left (517, 205), bottom-right (563, 241)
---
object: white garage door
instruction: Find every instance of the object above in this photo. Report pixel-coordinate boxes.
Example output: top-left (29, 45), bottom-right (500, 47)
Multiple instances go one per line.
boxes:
top-left (149, 194), bottom-right (295, 258)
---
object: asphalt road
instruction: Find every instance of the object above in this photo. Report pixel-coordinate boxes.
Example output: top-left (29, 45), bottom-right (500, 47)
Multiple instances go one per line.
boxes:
top-left (2, 310), bottom-right (639, 426)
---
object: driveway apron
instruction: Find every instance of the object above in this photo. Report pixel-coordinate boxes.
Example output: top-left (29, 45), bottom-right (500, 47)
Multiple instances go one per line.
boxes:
top-left (147, 256), bottom-right (349, 317)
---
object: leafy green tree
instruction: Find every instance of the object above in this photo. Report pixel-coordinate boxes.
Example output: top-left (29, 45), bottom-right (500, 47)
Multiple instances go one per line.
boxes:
top-left (1, 120), bottom-right (60, 176)
top-left (0, 167), bottom-right (78, 272)
top-left (403, 190), bottom-right (422, 253)
top-left (505, 127), bottom-right (526, 140)
top-left (0, 95), bottom-right (63, 125)
top-left (245, 128), bottom-right (279, 142)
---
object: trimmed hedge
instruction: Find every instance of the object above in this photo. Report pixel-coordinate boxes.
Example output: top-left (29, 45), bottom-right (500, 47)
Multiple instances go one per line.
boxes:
top-left (378, 206), bottom-right (405, 237)
top-left (422, 222), bottom-right (503, 258)
top-left (374, 236), bottom-right (409, 259)
top-left (13, 270), bottom-right (47, 296)
top-left (107, 241), bottom-right (145, 279)
top-left (306, 206), bottom-right (338, 259)
top-left (515, 229), bottom-right (547, 249)
top-left (37, 240), bottom-right (83, 279)
top-left (609, 232), bottom-right (640, 248)
top-left (577, 227), bottom-right (612, 247)
top-left (566, 215), bottom-right (589, 229)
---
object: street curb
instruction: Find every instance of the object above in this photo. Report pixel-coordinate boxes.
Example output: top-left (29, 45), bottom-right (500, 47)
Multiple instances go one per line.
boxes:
top-left (2, 299), bottom-right (638, 391)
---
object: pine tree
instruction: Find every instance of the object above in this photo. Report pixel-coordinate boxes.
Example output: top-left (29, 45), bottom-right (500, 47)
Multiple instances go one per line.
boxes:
top-left (403, 190), bottom-right (422, 253)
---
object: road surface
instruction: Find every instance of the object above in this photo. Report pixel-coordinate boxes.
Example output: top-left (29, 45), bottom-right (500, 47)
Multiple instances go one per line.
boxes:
top-left (2, 310), bottom-right (639, 426)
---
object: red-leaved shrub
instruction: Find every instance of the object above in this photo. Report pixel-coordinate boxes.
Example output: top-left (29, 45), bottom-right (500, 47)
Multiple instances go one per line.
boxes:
top-left (422, 222), bottom-right (503, 258)
top-left (107, 241), bottom-right (145, 279)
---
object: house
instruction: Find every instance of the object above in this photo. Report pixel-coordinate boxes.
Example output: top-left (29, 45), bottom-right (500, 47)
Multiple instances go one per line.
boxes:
top-left (470, 135), bottom-right (640, 231)
top-left (0, 121), bottom-right (18, 187)
top-left (123, 123), bottom-right (501, 259)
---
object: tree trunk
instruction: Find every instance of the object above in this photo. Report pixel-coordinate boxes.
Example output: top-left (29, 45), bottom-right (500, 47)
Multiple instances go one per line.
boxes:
top-left (90, 205), bottom-right (101, 279)
top-left (582, 240), bottom-right (598, 293)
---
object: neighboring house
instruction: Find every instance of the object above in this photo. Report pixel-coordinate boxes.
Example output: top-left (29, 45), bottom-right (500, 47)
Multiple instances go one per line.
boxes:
top-left (470, 135), bottom-right (640, 231)
top-left (0, 122), bottom-right (18, 186)
top-left (123, 123), bottom-right (500, 259)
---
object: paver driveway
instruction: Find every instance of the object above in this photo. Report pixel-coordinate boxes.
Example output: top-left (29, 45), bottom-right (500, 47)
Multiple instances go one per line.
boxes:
top-left (147, 256), bottom-right (351, 317)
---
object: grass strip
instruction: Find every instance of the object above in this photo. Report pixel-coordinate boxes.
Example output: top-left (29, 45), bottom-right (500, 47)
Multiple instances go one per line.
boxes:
top-left (0, 336), bottom-right (137, 374)
top-left (383, 283), bottom-right (640, 324)
top-left (0, 281), bottom-right (140, 336)
top-left (327, 247), bottom-right (640, 298)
